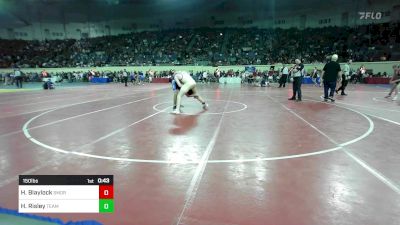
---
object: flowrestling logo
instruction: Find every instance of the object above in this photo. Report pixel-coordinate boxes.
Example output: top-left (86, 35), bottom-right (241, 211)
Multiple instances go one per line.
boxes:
top-left (359, 12), bottom-right (382, 20)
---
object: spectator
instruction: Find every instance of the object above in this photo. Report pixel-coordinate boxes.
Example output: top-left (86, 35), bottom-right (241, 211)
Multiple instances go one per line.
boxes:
top-left (1, 23), bottom-right (399, 67)
top-left (4, 73), bottom-right (11, 85)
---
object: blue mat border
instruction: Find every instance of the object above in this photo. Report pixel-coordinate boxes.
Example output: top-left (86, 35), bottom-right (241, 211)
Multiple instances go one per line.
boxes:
top-left (0, 207), bottom-right (103, 225)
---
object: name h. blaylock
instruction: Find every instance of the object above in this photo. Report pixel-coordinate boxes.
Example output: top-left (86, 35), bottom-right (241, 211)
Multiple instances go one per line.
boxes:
top-left (20, 189), bottom-right (53, 196)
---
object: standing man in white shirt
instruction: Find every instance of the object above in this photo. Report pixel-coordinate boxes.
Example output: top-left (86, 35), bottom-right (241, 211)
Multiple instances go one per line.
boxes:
top-left (278, 64), bottom-right (289, 88)
top-left (336, 59), bottom-right (351, 95)
top-left (311, 67), bottom-right (320, 87)
top-left (14, 69), bottom-right (23, 88)
top-left (122, 69), bottom-right (128, 87)
top-left (202, 71), bottom-right (208, 83)
top-left (385, 65), bottom-right (400, 101)
top-left (288, 59), bottom-right (304, 101)
top-left (215, 69), bottom-right (221, 80)
top-left (4, 73), bottom-right (10, 85)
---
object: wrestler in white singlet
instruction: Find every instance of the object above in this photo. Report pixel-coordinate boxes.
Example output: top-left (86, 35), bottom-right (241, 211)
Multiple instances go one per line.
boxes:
top-left (172, 71), bottom-right (208, 114)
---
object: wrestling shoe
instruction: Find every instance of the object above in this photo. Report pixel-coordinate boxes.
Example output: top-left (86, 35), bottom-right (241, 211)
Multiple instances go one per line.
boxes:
top-left (171, 109), bottom-right (181, 114)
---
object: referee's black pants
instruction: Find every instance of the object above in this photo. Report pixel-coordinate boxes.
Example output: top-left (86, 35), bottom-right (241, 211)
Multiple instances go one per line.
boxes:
top-left (15, 76), bottom-right (23, 88)
top-left (123, 77), bottom-right (128, 86)
top-left (279, 74), bottom-right (287, 88)
top-left (290, 77), bottom-right (302, 100)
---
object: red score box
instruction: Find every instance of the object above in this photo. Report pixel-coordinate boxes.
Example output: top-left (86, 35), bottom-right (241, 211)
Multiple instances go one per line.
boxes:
top-left (99, 185), bottom-right (114, 199)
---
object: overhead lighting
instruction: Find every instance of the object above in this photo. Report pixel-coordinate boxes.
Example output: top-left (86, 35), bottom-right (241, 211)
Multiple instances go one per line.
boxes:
top-left (103, 0), bottom-right (119, 5)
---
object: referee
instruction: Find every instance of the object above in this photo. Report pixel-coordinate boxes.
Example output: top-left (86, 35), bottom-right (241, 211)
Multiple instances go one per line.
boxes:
top-left (288, 59), bottom-right (304, 102)
top-left (336, 59), bottom-right (351, 95)
top-left (122, 69), bottom-right (128, 87)
top-left (14, 68), bottom-right (23, 88)
top-left (321, 54), bottom-right (342, 102)
top-left (278, 64), bottom-right (289, 88)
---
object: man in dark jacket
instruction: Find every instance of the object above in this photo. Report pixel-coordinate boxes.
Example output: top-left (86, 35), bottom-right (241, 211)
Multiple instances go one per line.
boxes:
top-left (321, 54), bottom-right (342, 102)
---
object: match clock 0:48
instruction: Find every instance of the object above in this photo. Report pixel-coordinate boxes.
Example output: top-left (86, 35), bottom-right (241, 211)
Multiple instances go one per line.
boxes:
top-left (98, 177), bottom-right (111, 184)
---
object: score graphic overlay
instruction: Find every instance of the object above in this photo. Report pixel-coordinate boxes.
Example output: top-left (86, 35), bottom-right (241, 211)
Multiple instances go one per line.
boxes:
top-left (18, 175), bottom-right (114, 213)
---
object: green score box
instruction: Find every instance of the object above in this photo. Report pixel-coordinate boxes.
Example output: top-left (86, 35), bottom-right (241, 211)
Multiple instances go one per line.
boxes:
top-left (99, 199), bottom-right (114, 213)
